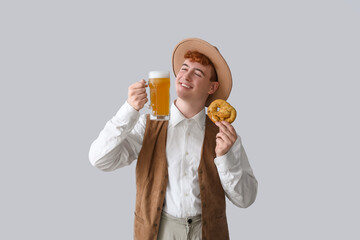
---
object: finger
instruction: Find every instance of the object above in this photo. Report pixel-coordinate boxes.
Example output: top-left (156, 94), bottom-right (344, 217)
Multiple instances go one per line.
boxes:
top-left (138, 97), bottom-right (148, 105)
top-left (131, 83), bottom-right (146, 90)
top-left (216, 135), bottom-right (224, 146)
top-left (221, 121), bottom-right (236, 133)
top-left (217, 121), bottom-right (237, 141)
top-left (132, 97), bottom-right (148, 110)
top-left (216, 121), bottom-right (231, 135)
top-left (132, 93), bottom-right (147, 100)
top-left (131, 88), bottom-right (147, 94)
top-left (216, 132), bottom-right (231, 144)
top-left (216, 137), bottom-right (223, 145)
top-left (139, 79), bottom-right (148, 87)
top-left (131, 79), bottom-right (147, 89)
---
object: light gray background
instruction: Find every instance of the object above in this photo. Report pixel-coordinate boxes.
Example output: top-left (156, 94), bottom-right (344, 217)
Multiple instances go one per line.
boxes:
top-left (1, 0), bottom-right (359, 239)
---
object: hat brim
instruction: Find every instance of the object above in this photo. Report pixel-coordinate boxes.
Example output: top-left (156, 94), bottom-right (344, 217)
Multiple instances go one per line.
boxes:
top-left (172, 38), bottom-right (232, 107)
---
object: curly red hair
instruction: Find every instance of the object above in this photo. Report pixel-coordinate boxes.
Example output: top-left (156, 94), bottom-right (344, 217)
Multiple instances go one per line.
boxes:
top-left (184, 51), bottom-right (218, 82)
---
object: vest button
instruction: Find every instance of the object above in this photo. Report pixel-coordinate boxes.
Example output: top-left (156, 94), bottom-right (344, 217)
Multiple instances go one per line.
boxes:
top-left (154, 223), bottom-right (158, 227)
top-left (157, 207), bottom-right (161, 211)
top-left (198, 169), bottom-right (203, 174)
top-left (200, 185), bottom-right (205, 190)
top-left (203, 203), bottom-right (206, 208)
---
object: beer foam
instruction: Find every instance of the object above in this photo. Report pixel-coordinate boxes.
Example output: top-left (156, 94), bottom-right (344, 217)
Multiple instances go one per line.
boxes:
top-left (148, 71), bottom-right (170, 79)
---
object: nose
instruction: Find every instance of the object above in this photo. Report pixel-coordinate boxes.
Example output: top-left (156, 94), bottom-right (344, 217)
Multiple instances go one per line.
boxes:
top-left (183, 70), bottom-right (192, 82)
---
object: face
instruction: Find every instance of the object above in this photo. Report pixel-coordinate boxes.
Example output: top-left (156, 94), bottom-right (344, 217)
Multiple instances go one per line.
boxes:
top-left (175, 59), bottom-right (219, 104)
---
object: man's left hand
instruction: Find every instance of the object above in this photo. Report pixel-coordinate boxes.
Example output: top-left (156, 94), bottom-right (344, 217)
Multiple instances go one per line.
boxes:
top-left (215, 121), bottom-right (238, 157)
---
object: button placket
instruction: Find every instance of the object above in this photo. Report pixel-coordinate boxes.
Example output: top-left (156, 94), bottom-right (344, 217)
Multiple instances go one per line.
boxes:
top-left (183, 121), bottom-right (191, 212)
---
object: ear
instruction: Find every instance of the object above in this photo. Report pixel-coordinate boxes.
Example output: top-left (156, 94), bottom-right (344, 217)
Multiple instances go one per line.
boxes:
top-left (208, 81), bottom-right (219, 94)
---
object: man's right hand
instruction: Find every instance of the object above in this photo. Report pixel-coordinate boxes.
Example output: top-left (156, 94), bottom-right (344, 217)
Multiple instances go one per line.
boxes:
top-left (127, 79), bottom-right (148, 111)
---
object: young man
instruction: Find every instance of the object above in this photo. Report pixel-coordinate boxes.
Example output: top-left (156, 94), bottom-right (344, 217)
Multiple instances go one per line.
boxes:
top-left (89, 38), bottom-right (258, 240)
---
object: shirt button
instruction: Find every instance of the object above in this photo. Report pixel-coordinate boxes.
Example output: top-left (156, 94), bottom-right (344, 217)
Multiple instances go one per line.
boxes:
top-left (185, 152), bottom-right (189, 156)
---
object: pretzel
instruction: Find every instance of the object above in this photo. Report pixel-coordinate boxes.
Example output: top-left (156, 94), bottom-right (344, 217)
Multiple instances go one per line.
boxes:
top-left (207, 99), bottom-right (237, 124)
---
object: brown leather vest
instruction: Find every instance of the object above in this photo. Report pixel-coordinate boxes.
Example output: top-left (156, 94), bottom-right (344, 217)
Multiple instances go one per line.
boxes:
top-left (134, 115), bottom-right (229, 240)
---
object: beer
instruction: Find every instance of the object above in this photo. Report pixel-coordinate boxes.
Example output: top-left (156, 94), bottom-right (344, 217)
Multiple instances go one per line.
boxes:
top-left (148, 71), bottom-right (170, 120)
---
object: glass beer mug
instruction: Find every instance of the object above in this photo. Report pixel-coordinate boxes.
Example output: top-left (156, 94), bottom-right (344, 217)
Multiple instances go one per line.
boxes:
top-left (148, 71), bottom-right (170, 121)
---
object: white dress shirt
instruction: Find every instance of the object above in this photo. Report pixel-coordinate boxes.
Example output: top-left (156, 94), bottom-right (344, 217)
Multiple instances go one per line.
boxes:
top-left (89, 101), bottom-right (258, 218)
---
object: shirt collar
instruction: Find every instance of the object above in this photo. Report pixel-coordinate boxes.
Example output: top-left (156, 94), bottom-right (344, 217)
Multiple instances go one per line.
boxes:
top-left (168, 101), bottom-right (206, 130)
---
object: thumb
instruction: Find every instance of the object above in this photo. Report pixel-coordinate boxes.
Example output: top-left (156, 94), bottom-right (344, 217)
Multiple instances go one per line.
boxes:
top-left (139, 79), bottom-right (147, 87)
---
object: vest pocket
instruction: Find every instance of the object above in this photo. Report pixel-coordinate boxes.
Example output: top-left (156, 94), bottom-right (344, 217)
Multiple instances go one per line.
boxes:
top-left (134, 212), bottom-right (145, 240)
top-left (134, 212), bottom-right (144, 224)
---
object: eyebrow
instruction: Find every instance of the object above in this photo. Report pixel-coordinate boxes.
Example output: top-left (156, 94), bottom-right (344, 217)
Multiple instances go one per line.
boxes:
top-left (182, 63), bottom-right (206, 76)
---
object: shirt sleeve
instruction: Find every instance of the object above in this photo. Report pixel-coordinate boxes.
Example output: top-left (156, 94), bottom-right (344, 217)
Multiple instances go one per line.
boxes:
top-left (214, 135), bottom-right (258, 208)
top-left (88, 101), bottom-right (147, 171)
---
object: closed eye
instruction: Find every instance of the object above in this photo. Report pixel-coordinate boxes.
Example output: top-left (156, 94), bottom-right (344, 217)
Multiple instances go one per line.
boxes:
top-left (194, 70), bottom-right (203, 77)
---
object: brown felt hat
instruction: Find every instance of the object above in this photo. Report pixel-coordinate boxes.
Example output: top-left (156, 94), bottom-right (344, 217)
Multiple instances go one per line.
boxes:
top-left (172, 38), bottom-right (232, 107)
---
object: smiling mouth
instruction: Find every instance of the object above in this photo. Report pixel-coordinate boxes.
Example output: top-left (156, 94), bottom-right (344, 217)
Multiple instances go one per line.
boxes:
top-left (180, 83), bottom-right (192, 89)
